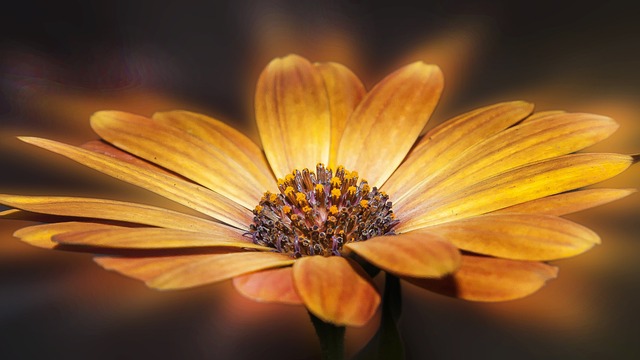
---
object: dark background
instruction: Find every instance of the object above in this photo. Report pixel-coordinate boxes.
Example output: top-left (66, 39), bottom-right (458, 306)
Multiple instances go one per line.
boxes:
top-left (1, 1), bottom-right (639, 359)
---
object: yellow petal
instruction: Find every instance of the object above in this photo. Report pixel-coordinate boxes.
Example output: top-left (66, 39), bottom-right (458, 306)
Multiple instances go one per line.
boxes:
top-left (96, 252), bottom-right (294, 290)
top-left (345, 232), bottom-right (460, 278)
top-left (293, 256), bottom-right (380, 327)
top-left (0, 194), bottom-right (230, 234)
top-left (394, 112), bottom-right (617, 212)
top-left (91, 111), bottom-right (266, 209)
top-left (494, 188), bottom-right (636, 215)
top-left (81, 140), bottom-right (178, 176)
top-left (19, 137), bottom-right (251, 228)
top-left (255, 54), bottom-right (331, 179)
top-left (398, 153), bottom-right (633, 232)
top-left (14, 221), bottom-right (122, 249)
top-left (315, 62), bottom-right (366, 168)
top-left (425, 214), bottom-right (600, 261)
top-left (54, 227), bottom-right (267, 250)
top-left (384, 101), bottom-right (533, 201)
top-left (336, 62), bottom-right (444, 187)
top-left (407, 255), bottom-right (558, 302)
top-left (233, 267), bottom-right (302, 305)
top-left (522, 110), bottom-right (566, 123)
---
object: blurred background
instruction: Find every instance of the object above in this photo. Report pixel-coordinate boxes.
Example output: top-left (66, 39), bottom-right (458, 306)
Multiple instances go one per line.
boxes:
top-left (1, 0), bottom-right (639, 359)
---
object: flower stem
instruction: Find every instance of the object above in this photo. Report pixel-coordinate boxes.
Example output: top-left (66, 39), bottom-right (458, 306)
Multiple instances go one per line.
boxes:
top-left (309, 311), bottom-right (346, 360)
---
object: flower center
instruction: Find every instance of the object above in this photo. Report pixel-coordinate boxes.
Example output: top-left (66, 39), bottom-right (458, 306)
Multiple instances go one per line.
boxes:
top-left (249, 163), bottom-right (398, 258)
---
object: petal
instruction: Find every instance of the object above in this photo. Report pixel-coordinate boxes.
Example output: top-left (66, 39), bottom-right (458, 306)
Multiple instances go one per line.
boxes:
top-left (81, 140), bottom-right (177, 176)
top-left (494, 188), bottom-right (636, 216)
top-left (336, 62), bottom-right (444, 187)
top-left (394, 112), bottom-right (617, 212)
top-left (522, 110), bottom-right (566, 123)
top-left (96, 252), bottom-right (294, 290)
top-left (293, 256), bottom-right (380, 327)
top-left (398, 153), bottom-right (633, 232)
top-left (255, 54), bottom-right (331, 179)
top-left (407, 255), bottom-right (558, 302)
top-left (425, 214), bottom-right (600, 261)
top-left (14, 222), bottom-right (122, 249)
top-left (0, 194), bottom-right (229, 234)
top-left (233, 267), bottom-right (302, 305)
top-left (54, 227), bottom-right (267, 250)
top-left (383, 101), bottom-right (533, 201)
top-left (19, 137), bottom-right (251, 228)
top-left (91, 111), bottom-right (266, 209)
top-left (314, 62), bottom-right (366, 168)
top-left (345, 232), bottom-right (460, 278)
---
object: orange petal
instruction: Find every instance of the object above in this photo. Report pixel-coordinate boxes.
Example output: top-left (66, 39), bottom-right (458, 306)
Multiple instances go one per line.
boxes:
top-left (293, 256), bottom-right (380, 326)
top-left (425, 214), bottom-right (600, 261)
top-left (255, 54), bottom-right (331, 179)
top-left (398, 153), bottom-right (633, 232)
top-left (336, 62), bottom-right (443, 187)
top-left (81, 140), bottom-right (178, 177)
top-left (345, 232), bottom-right (460, 278)
top-left (315, 62), bottom-right (366, 168)
top-left (233, 267), bottom-right (302, 305)
top-left (54, 227), bottom-right (266, 250)
top-left (522, 110), bottom-right (566, 123)
top-left (14, 221), bottom-right (122, 249)
top-left (407, 255), bottom-right (558, 302)
top-left (19, 137), bottom-right (251, 228)
top-left (91, 111), bottom-right (267, 208)
top-left (494, 188), bottom-right (636, 215)
top-left (96, 252), bottom-right (294, 290)
top-left (0, 194), bottom-right (230, 234)
top-left (384, 101), bottom-right (533, 202)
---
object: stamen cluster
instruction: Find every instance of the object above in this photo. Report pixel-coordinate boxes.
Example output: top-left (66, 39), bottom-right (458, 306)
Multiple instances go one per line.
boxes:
top-left (249, 164), bottom-right (398, 258)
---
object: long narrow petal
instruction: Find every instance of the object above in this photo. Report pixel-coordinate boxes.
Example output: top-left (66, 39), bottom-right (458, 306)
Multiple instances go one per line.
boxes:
top-left (398, 153), bottom-right (633, 232)
top-left (233, 267), bottom-right (302, 305)
top-left (91, 111), bottom-right (267, 208)
top-left (0, 194), bottom-right (232, 234)
top-left (383, 101), bottom-right (533, 201)
top-left (255, 54), bottom-right (331, 179)
top-left (293, 256), bottom-right (380, 327)
top-left (522, 110), bottom-right (566, 123)
top-left (152, 110), bottom-right (276, 189)
top-left (425, 214), bottom-right (600, 261)
top-left (14, 222), bottom-right (122, 249)
top-left (19, 137), bottom-right (251, 228)
top-left (81, 140), bottom-right (178, 176)
top-left (54, 227), bottom-right (267, 250)
top-left (494, 188), bottom-right (636, 215)
top-left (394, 112), bottom-right (617, 212)
top-left (96, 252), bottom-right (294, 290)
top-left (407, 255), bottom-right (558, 302)
top-left (315, 62), bottom-right (366, 168)
top-left (336, 62), bottom-right (444, 187)
top-left (345, 232), bottom-right (460, 278)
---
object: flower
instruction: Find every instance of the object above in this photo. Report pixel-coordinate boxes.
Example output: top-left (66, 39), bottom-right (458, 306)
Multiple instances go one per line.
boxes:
top-left (0, 54), bottom-right (635, 327)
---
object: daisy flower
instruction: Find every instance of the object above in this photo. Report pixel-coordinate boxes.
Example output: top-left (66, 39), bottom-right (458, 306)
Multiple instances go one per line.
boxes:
top-left (0, 54), bottom-right (635, 330)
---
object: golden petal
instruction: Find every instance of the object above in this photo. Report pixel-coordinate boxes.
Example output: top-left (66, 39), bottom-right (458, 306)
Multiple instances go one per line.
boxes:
top-left (407, 255), bottom-right (558, 302)
top-left (293, 256), bottom-right (380, 327)
top-left (494, 188), bottom-right (636, 215)
top-left (424, 214), bottom-right (600, 261)
top-left (81, 140), bottom-right (179, 176)
top-left (19, 137), bottom-right (251, 228)
top-left (14, 221), bottom-right (122, 249)
top-left (54, 227), bottom-right (267, 250)
top-left (383, 101), bottom-right (534, 201)
top-left (0, 194), bottom-right (230, 233)
top-left (91, 111), bottom-right (265, 209)
top-left (394, 112), bottom-right (617, 212)
top-left (522, 110), bottom-right (567, 123)
top-left (314, 62), bottom-right (366, 168)
top-left (336, 62), bottom-right (444, 187)
top-left (345, 232), bottom-right (460, 278)
top-left (255, 54), bottom-right (331, 179)
top-left (233, 267), bottom-right (302, 305)
top-left (96, 252), bottom-right (294, 290)
top-left (398, 153), bottom-right (633, 232)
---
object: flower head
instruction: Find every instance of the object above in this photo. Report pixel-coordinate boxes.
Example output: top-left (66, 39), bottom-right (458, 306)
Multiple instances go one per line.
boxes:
top-left (1, 54), bottom-right (635, 327)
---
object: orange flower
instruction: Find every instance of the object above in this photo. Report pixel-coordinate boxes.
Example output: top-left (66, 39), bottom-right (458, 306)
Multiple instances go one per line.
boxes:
top-left (0, 54), bottom-right (635, 327)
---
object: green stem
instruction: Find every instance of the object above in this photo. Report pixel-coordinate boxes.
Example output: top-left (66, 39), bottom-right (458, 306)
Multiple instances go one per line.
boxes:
top-left (309, 311), bottom-right (346, 360)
